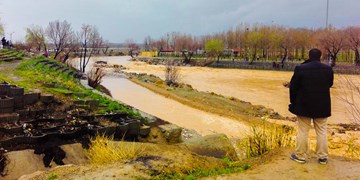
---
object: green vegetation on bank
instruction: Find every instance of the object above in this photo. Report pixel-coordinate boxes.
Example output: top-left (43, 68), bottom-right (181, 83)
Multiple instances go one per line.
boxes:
top-left (151, 159), bottom-right (249, 180)
top-left (0, 55), bottom-right (140, 117)
top-left (129, 73), bottom-right (283, 125)
top-left (46, 173), bottom-right (58, 180)
top-left (0, 49), bottom-right (25, 62)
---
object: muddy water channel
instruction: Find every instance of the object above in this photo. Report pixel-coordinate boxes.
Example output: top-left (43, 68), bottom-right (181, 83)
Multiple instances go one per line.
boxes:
top-left (102, 76), bottom-right (249, 138)
top-left (93, 56), bottom-right (357, 135)
top-left (123, 61), bottom-right (359, 125)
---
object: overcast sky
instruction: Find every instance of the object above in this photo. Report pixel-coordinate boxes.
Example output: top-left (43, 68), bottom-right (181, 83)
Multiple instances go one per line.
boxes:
top-left (1, 0), bottom-right (359, 43)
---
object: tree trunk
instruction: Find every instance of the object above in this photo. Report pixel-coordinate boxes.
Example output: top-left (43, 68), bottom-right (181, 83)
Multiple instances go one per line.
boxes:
top-left (182, 51), bottom-right (193, 64)
top-left (250, 47), bottom-right (257, 65)
top-left (82, 46), bottom-right (87, 72)
top-left (62, 52), bottom-right (69, 63)
top-left (54, 50), bottom-right (60, 59)
top-left (43, 43), bottom-right (48, 53)
top-left (330, 54), bottom-right (337, 67)
top-left (354, 49), bottom-right (360, 66)
top-left (281, 48), bottom-right (288, 67)
top-left (79, 50), bottom-right (83, 71)
top-left (262, 49), bottom-right (266, 59)
top-left (301, 47), bottom-right (305, 60)
top-left (102, 47), bottom-right (109, 55)
top-left (129, 50), bottom-right (134, 58)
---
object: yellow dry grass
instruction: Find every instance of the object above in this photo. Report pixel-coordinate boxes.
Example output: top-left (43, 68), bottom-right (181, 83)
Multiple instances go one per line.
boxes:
top-left (238, 122), bottom-right (295, 158)
top-left (85, 134), bottom-right (147, 165)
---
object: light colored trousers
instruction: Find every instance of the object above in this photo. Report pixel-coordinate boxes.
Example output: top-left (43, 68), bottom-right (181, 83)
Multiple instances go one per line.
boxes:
top-left (295, 116), bottom-right (328, 160)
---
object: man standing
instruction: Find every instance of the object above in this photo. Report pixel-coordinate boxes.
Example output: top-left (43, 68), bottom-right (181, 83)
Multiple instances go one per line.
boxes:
top-left (288, 48), bottom-right (333, 165)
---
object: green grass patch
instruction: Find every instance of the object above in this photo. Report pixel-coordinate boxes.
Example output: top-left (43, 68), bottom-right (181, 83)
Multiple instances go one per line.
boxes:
top-left (0, 55), bottom-right (141, 117)
top-left (151, 157), bottom-right (250, 179)
top-left (0, 49), bottom-right (24, 59)
top-left (46, 173), bottom-right (58, 180)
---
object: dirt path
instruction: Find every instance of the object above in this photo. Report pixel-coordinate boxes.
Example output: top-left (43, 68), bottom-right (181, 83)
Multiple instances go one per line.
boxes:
top-left (213, 148), bottom-right (360, 180)
top-left (0, 61), bottom-right (22, 80)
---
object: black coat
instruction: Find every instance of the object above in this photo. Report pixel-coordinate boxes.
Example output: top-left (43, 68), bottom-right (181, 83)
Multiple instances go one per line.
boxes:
top-left (289, 59), bottom-right (334, 118)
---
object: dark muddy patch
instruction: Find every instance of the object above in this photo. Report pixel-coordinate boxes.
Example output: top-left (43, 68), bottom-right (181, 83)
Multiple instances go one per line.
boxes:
top-left (0, 149), bottom-right (7, 176)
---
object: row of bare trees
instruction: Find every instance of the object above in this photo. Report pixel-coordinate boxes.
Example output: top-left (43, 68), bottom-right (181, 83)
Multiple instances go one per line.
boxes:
top-left (24, 20), bottom-right (106, 72)
top-left (145, 24), bottom-right (360, 67)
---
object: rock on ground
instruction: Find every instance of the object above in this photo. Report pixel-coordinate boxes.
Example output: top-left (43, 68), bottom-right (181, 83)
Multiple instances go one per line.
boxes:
top-left (183, 134), bottom-right (238, 160)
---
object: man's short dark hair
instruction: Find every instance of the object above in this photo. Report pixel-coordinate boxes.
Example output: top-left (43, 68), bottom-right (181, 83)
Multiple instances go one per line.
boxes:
top-left (309, 48), bottom-right (322, 60)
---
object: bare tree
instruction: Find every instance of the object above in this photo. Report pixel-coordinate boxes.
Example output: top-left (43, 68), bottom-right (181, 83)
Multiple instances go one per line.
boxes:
top-left (258, 26), bottom-right (272, 60)
top-left (125, 39), bottom-right (139, 58)
top-left (101, 40), bottom-right (110, 55)
top-left (292, 28), bottom-right (313, 60)
top-left (25, 25), bottom-right (47, 52)
top-left (279, 28), bottom-right (295, 66)
top-left (184, 36), bottom-right (201, 64)
top-left (345, 26), bottom-right (360, 65)
top-left (247, 29), bottom-right (262, 64)
top-left (152, 37), bottom-right (167, 54)
top-left (338, 75), bottom-right (360, 124)
top-left (144, 36), bottom-right (152, 51)
top-left (165, 60), bottom-right (180, 86)
top-left (147, 23), bottom-right (360, 65)
top-left (12, 41), bottom-right (32, 52)
top-left (61, 33), bottom-right (79, 63)
top-left (318, 27), bottom-right (346, 67)
top-left (78, 24), bottom-right (103, 72)
top-left (46, 20), bottom-right (73, 59)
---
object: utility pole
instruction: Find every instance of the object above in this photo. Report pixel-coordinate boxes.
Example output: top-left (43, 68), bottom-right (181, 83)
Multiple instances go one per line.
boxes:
top-left (326, 0), bottom-right (329, 28)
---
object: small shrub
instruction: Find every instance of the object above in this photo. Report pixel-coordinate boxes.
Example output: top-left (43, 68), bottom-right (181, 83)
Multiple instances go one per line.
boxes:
top-left (88, 67), bottom-right (106, 88)
top-left (164, 60), bottom-right (180, 86)
top-left (345, 135), bottom-right (360, 158)
top-left (85, 134), bottom-right (147, 165)
top-left (113, 64), bottom-right (124, 73)
top-left (47, 173), bottom-right (57, 180)
top-left (238, 123), bottom-right (295, 158)
top-left (338, 75), bottom-right (360, 124)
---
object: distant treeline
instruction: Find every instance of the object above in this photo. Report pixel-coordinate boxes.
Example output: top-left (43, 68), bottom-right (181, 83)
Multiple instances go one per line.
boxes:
top-left (143, 24), bottom-right (360, 67)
